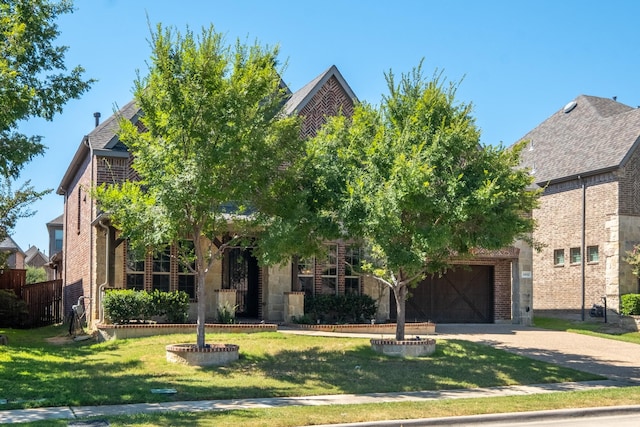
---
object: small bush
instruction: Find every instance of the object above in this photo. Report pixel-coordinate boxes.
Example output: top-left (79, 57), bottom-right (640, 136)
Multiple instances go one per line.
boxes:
top-left (150, 290), bottom-right (190, 323)
top-left (104, 289), bottom-right (191, 324)
top-left (304, 294), bottom-right (377, 324)
top-left (217, 301), bottom-right (237, 324)
top-left (103, 289), bottom-right (150, 324)
top-left (0, 289), bottom-right (29, 328)
top-left (620, 294), bottom-right (640, 316)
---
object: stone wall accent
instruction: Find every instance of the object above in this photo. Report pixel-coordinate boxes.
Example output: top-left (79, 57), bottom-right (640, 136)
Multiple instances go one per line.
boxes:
top-left (214, 289), bottom-right (236, 321)
top-left (284, 292), bottom-right (305, 322)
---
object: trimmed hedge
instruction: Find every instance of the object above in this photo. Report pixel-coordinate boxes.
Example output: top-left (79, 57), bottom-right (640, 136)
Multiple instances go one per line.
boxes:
top-left (103, 289), bottom-right (190, 324)
top-left (303, 294), bottom-right (377, 324)
top-left (621, 294), bottom-right (640, 316)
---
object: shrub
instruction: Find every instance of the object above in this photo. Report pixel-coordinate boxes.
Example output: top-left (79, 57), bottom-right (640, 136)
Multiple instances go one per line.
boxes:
top-left (304, 294), bottom-right (377, 324)
top-left (103, 289), bottom-right (191, 324)
top-left (26, 266), bottom-right (47, 284)
top-left (217, 301), bottom-right (238, 324)
top-left (150, 290), bottom-right (190, 323)
top-left (0, 289), bottom-right (29, 328)
top-left (103, 289), bottom-right (151, 324)
top-left (620, 294), bottom-right (640, 316)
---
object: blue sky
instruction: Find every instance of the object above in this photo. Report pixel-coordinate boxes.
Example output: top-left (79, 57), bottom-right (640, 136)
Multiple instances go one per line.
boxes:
top-left (12, 0), bottom-right (640, 254)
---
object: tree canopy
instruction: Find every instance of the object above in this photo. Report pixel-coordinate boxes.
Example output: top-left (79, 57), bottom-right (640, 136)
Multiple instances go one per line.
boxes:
top-left (307, 62), bottom-right (539, 340)
top-left (95, 24), bottom-right (302, 347)
top-left (0, 0), bottom-right (93, 241)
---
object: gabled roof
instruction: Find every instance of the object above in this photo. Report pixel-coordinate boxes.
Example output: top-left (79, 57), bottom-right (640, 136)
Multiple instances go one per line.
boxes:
top-left (57, 99), bottom-right (141, 195)
top-left (24, 246), bottom-right (48, 265)
top-left (57, 66), bottom-right (356, 195)
top-left (283, 65), bottom-right (358, 116)
top-left (46, 214), bottom-right (63, 227)
top-left (517, 95), bottom-right (640, 185)
top-left (0, 236), bottom-right (24, 254)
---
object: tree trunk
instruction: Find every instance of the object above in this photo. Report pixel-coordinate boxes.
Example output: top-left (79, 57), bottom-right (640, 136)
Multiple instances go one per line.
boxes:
top-left (196, 269), bottom-right (206, 348)
top-left (394, 284), bottom-right (407, 341)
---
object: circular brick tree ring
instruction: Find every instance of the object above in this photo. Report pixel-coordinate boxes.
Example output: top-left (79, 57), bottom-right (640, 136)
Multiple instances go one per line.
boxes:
top-left (370, 338), bottom-right (436, 358)
top-left (166, 343), bottom-right (239, 366)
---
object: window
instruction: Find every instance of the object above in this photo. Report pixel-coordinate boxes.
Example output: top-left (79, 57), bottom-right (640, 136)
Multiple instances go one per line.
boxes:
top-left (126, 244), bottom-right (145, 291)
top-left (178, 241), bottom-right (196, 299)
top-left (553, 249), bottom-right (565, 266)
top-left (297, 257), bottom-right (314, 297)
top-left (152, 247), bottom-right (171, 292)
top-left (345, 245), bottom-right (361, 295)
top-left (54, 229), bottom-right (63, 252)
top-left (587, 246), bottom-right (599, 263)
top-left (570, 247), bottom-right (581, 264)
top-left (321, 244), bottom-right (338, 294)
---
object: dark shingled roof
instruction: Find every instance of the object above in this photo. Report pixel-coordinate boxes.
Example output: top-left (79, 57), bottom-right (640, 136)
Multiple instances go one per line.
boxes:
top-left (58, 65), bottom-right (356, 194)
top-left (517, 95), bottom-right (640, 185)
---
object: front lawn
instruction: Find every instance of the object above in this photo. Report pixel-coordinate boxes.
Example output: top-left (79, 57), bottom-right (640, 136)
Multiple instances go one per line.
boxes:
top-left (534, 316), bottom-right (640, 344)
top-left (0, 324), bottom-right (600, 411)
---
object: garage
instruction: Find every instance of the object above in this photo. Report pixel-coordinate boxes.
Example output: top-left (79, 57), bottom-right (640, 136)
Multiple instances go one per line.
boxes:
top-left (390, 265), bottom-right (495, 323)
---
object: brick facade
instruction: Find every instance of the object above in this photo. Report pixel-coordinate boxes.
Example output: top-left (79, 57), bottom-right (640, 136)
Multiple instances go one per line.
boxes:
top-left (299, 76), bottom-right (355, 139)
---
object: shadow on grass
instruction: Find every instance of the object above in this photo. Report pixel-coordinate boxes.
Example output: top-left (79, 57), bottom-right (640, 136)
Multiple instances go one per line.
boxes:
top-left (0, 328), bottom-right (599, 411)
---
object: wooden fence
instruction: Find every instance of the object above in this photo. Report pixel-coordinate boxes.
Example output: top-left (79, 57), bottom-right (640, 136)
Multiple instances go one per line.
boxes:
top-left (0, 270), bottom-right (63, 327)
top-left (0, 269), bottom-right (26, 295)
top-left (21, 279), bottom-right (64, 327)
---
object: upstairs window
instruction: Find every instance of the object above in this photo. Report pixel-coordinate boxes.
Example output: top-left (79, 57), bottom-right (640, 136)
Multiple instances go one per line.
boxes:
top-left (587, 246), bottom-right (599, 263)
top-left (553, 249), bottom-right (565, 266)
top-left (570, 247), bottom-right (581, 265)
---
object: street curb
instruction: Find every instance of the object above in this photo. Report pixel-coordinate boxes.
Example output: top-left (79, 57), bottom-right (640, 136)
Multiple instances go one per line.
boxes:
top-left (308, 405), bottom-right (640, 426)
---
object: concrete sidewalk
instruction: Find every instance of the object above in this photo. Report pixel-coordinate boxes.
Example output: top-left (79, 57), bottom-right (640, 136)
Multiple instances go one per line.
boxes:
top-left (0, 380), bottom-right (631, 424)
top-left (2, 324), bottom-right (639, 424)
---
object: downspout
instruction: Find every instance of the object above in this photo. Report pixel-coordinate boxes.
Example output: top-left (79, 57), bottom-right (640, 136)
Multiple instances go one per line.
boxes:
top-left (83, 136), bottom-right (95, 325)
top-left (96, 218), bottom-right (110, 324)
top-left (580, 176), bottom-right (586, 321)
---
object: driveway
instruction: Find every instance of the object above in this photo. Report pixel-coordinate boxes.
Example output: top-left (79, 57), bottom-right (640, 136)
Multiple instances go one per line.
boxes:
top-left (435, 323), bottom-right (640, 383)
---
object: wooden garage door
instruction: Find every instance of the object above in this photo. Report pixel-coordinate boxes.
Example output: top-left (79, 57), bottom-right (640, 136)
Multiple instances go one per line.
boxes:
top-left (391, 265), bottom-right (494, 323)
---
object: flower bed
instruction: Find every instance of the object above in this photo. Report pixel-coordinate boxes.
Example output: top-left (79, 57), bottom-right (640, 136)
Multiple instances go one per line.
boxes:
top-left (287, 322), bottom-right (436, 335)
top-left (96, 322), bottom-right (277, 342)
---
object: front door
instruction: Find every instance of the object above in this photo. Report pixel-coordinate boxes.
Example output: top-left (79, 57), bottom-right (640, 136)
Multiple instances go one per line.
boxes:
top-left (223, 248), bottom-right (259, 318)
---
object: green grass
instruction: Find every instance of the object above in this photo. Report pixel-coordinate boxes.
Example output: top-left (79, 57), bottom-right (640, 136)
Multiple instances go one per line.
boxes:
top-left (12, 387), bottom-right (640, 427)
top-left (0, 324), bottom-right (600, 412)
top-left (534, 316), bottom-right (640, 344)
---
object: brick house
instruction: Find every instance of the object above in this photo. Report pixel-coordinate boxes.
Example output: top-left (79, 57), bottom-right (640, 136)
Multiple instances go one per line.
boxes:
top-left (517, 95), bottom-right (640, 318)
top-left (57, 65), bottom-right (524, 326)
top-left (0, 236), bottom-right (25, 269)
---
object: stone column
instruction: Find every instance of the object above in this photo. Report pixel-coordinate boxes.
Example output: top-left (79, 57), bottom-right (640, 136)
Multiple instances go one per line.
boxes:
top-left (284, 292), bottom-right (305, 323)
top-left (214, 289), bottom-right (237, 322)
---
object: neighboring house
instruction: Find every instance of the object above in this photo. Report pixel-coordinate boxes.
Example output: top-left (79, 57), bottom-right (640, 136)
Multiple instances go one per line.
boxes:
top-left (24, 245), bottom-right (57, 281)
top-left (57, 65), bottom-right (525, 326)
top-left (46, 214), bottom-right (64, 280)
top-left (0, 236), bottom-right (25, 270)
top-left (516, 95), bottom-right (640, 318)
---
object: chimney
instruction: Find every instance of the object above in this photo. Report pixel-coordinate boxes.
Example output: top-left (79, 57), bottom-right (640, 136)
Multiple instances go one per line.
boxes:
top-left (93, 112), bottom-right (101, 127)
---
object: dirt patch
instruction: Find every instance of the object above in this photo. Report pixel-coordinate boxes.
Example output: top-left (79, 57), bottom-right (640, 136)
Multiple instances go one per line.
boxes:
top-left (46, 335), bottom-right (74, 345)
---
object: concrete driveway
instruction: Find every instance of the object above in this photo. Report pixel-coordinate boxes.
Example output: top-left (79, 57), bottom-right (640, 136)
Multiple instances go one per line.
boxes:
top-left (435, 323), bottom-right (640, 383)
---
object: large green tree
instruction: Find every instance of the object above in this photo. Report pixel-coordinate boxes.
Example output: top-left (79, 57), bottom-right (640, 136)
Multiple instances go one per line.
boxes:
top-left (95, 24), bottom-right (302, 348)
top-left (308, 63), bottom-right (539, 340)
top-left (0, 0), bottom-right (93, 243)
